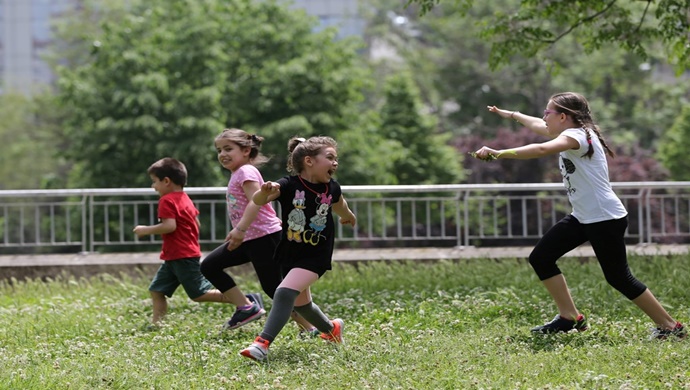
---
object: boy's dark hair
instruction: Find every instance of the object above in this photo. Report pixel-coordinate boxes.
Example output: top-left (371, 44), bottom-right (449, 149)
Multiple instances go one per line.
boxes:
top-left (147, 157), bottom-right (188, 187)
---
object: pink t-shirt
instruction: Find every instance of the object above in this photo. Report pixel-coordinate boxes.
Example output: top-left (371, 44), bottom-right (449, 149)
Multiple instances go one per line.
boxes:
top-left (227, 164), bottom-right (282, 241)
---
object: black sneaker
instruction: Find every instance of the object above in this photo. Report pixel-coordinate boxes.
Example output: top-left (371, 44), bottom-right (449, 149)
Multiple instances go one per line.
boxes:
top-left (651, 321), bottom-right (687, 340)
top-left (531, 314), bottom-right (588, 334)
top-left (246, 293), bottom-right (264, 309)
top-left (223, 301), bottom-right (266, 330)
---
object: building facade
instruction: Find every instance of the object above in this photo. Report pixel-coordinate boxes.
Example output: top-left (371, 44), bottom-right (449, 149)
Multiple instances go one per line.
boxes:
top-left (1, 0), bottom-right (78, 95)
top-left (289, 0), bottom-right (365, 39)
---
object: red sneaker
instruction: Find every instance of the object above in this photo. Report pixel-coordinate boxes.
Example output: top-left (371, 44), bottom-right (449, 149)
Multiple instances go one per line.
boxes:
top-left (320, 319), bottom-right (344, 344)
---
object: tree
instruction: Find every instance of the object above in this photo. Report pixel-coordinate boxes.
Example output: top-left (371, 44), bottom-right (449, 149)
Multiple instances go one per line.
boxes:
top-left (330, 110), bottom-right (407, 186)
top-left (455, 127), bottom-right (546, 184)
top-left (366, 0), bottom-right (689, 144)
top-left (406, 0), bottom-right (690, 73)
top-left (379, 72), bottom-right (464, 184)
top-left (0, 93), bottom-right (69, 189)
top-left (657, 105), bottom-right (690, 180)
top-left (366, 0), bottom-right (690, 181)
top-left (57, 0), bottom-right (371, 188)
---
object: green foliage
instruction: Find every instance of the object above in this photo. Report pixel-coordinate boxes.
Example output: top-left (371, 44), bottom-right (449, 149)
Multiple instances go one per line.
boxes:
top-left (409, 0), bottom-right (690, 74)
top-left (47, 0), bottom-right (130, 70)
top-left (375, 0), bottom-right (690, 144)
top-left (379, 72), bottom-right (464, 184)
top-left (0, 93), bottom-right (70, 190)
top-left (16, 0), bottom-right (689, 191)
top-left (0, 94), bottom-right (38, 189)
top-left (657, 105), bottom-right (690, 180)
top-left (368, 0), bottom-right (689, 187)
top-left (2, 257), bottom-right (689, 388)
top-left (57, 0), bottom-right (371, 187)
top-left (333, 114), bottom-right (406, 185)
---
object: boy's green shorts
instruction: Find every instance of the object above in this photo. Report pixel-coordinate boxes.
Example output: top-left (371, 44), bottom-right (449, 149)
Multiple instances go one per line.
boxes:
top-left (149, 257), bottom-right (213, 299)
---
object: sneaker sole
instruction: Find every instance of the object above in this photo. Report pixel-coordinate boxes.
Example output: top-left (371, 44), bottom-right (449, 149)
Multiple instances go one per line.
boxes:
top-left (531, 326), bottom-right (588, 334)
top-left (530, 314), bottom-right (588, 334)
top-left (653, 329), bottom-right (687, 340)
top-left (224, 308), bottom-right (266, 330)
top-left (239, 348), bottom-right (267, 362)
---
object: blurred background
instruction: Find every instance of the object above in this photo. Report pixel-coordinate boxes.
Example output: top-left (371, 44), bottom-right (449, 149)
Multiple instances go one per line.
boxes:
top-left (2, 0), bottom-right (689, 191)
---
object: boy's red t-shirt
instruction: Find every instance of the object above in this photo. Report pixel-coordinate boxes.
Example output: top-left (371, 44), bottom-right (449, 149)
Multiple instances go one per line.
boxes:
top-left (157, 191), bottom-right (201, 261)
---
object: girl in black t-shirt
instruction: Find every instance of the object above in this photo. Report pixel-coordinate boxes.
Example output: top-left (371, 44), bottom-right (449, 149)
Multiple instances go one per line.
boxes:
top-left (240, 136), bottom-right (356, 362)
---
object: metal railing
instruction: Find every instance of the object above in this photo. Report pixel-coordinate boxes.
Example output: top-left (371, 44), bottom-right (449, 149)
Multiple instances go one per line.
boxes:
top-left (1, 182), bottom-right (690, 253)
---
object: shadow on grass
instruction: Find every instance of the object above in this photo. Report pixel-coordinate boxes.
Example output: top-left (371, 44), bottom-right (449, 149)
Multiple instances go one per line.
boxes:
top-left (508, 331), bottom-right (613, 352)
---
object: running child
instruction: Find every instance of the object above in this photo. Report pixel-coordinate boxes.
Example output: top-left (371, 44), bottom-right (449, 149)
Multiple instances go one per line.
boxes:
top-left (240, 136), bottom-right (356, 361)
top-left (134, 157), bottom-right (247, 326)
top-left (200, 128), bottom-right (314, 332)
top-left (472, 92), bottom-right (685, 339)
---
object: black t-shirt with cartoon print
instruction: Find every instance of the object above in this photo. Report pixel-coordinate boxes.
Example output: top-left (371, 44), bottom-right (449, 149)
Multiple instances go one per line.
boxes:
top-left (273, 175), bottom-right (342, 274)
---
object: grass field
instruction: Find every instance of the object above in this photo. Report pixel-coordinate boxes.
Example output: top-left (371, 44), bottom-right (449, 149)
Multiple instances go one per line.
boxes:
top-left (1, 255), bottom-right (689, 389)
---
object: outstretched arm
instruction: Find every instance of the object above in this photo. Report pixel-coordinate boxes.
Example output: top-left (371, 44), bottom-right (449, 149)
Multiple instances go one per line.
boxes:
top-left (472, 134), bottom-right (579, 161)
top-left (487, 106), bottom-right (552, 138)
top-left (253, 181), bottom-right (281, 206)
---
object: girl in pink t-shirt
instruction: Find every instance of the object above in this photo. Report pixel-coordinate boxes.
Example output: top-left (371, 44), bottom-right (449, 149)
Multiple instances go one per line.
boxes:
top-left (200, 128), bottom-right (314, 332)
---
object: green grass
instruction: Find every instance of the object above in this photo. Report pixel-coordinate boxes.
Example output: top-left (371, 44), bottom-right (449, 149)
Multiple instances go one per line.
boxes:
top-left (2, 255), bottom-right (690, 389)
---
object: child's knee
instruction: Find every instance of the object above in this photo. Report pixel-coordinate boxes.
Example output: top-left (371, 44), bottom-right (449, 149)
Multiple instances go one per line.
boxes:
top-left (150, 291), bottom-right (166, 300)
top-left (191, 292), bottom-right (210, 302)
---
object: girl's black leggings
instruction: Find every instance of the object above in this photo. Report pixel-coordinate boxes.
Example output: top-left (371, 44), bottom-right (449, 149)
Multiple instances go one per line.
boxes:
top-left (200, 231), bottom-right (282, 298)
top-left (528, 215), bottom-right (646, 300)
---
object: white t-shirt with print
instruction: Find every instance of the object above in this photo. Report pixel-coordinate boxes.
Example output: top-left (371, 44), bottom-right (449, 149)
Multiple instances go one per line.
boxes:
top-left (558, 127), bottom-right (627, 224)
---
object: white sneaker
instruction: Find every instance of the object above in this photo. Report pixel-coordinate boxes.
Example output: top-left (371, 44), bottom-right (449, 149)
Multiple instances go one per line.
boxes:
top-left (239, 336), bottom-right (270, 361)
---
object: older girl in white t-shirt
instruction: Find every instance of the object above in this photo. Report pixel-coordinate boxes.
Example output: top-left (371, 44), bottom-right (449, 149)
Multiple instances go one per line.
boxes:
top-left (472, 92), bottom-right (685, 340)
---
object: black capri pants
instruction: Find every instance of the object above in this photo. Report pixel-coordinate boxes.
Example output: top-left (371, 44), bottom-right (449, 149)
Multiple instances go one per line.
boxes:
top-left (528, 215), bottom-right (647, 300)
top-left (200, 231), bottom-right (282, 298)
